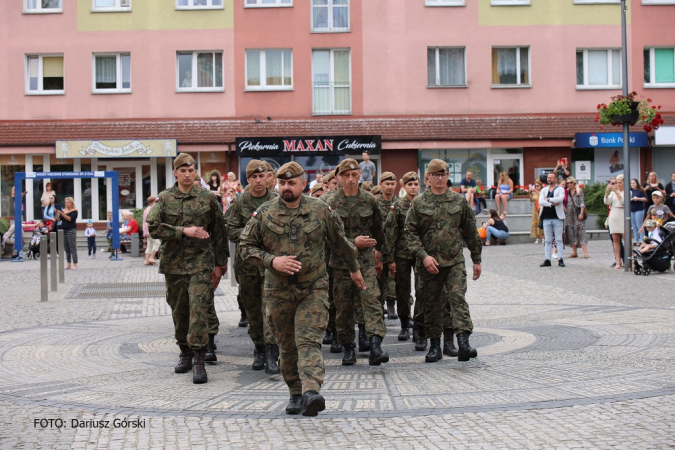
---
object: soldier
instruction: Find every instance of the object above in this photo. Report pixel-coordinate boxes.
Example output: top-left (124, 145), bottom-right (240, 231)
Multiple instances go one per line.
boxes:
top-left (370, 185), bottom-right (381, 196)
top-left (318, 170), bottom-right (340, 352)
top-left (405, 159), bottom-right (482, 363)
top-left (325, 158), bottom-right (389, 366)
top-left (227, 159), bottom-right (280, 374)
top-left (375, 172), bottom-right (399, 320)
top-left (240, 162), bottom-right (365, 417)
top-left (310, 183), bottom-right (324, 198)
top-left (147, 153), bottom-right (229, 384)
top-left (321, 170), bottom-right (338, 195)
top-left (263, 161), bottom-right (278, 191)
top-left (383, 171), bottom-right (419, 341)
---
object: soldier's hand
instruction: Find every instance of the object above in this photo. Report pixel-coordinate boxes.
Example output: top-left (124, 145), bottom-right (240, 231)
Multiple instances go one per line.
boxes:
top-left (211, 266), bottom-right (224, 289)
top-left (375, 260), bottom-right (383, 278)
top-left (388, 262), bottom-right (396, 278)
top-left (423, 255), bottom-right (440, 274)
top-left (350, 270), bottom-right (366, 290)
top-left (473, 263), bottom-right (482, 281)
top-left (273, 255), bottom-right (302, 275)
top-left (355, 235), bottom-right (377, 249)
top-left (183, 226), bottom-right (210, 239)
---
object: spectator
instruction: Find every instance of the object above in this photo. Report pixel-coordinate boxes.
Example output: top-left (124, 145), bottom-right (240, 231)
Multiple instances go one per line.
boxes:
top-left (143, 197), bottom-right (160, 265)
top-left (637, 220), bottom-right (662, 255)
top-left (665, 171), bottom-right (675, 215)
top-left (309, 173), bottom-right (323, 191)
top-left (207, 170), bottom-right (223, 204)
top-left (643, 172), bottom-right (666, 214)
top-left (604, 175), bottom-right (625, 269)
top-left (564, 177), bottom-right (588, 259)
top-left (508, 166), bottom-right (519, 187)
top-left (530, 181), bottom-right (544, 244)
top-left (640, 191), bottom-right (675, 232)
top-left (310, 182), bottom-right (324, 198)
top-left (483, 209), bottom-right (509, 246)
top-left (222, 188), bottom-right (235, 214)
top-left (460, 171), bottom-right (477, 213)
top-left (494, 172), bottom-right (514, 216)
top-left (538, 172), bottom-right (566, 268)
top-left (40, 182), bottom-right (56, 207)
top-left (223, 172), bottom-right (243, 195)
top-left (55, 197), bottom-right (78, 270)
top-left (475, 179), bottom-right (487, 214)
top-left (105, 211), bottom-right (113, 253)
top-left (85, 219), bottom-right (97, 259)
top-left (43, 195), bottom-right (60, 253)
top-left (359, 151), bottom-right (376, 185)
top-left (629, 179), bottom-right (648, 243)
top-left (555, 158), bottom-right (570, 180)
top-left (119, 210), bottom-right (139, 254)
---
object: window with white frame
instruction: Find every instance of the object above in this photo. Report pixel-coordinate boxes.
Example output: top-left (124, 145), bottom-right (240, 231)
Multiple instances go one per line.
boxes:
top-left (427, 47), bottom-right (466, 87)
top-left (176, 51), bottom-right (223, 91)
top-left (644, 48), bottom-right (675, 87)
top-left (26, 54), bottom-right (64, 94)
top-left (24, 0), bottom-right (62, 13)
top-left (93, 53), bottom-right (131, 93)
top-left (176, 0), bottom-right (223, 9)
top-left (312, 49), bottom-right (351, 115)
top-left (92, 0), bottom-right (131, 12)
top-left (573, 0), bottom-right (619, 4)
top-left (491, 0), bottom-right (530, 5)
top-left (426, 0), bottom-right (465, 5)
top-left (245, 0), bottom-right (292, 7)
top-left (246, 50), bottom-right (293, 90)
top-left (576, 49), bottom-right (621, 89)
top-left (312, 0), bottom-right (349, 33)
top-left (492, 47), bottom-right (530, 86)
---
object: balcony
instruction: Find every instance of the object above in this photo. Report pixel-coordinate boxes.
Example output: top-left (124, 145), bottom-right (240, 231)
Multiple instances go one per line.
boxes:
top-left (312, 81), bottom-right (351, 115)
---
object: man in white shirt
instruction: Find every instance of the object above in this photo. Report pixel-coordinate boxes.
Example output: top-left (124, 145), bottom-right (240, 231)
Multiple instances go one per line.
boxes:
top-left (309, 173), bottom-right (323, 191)
top-left (538, 172), bottom-right (566, 267)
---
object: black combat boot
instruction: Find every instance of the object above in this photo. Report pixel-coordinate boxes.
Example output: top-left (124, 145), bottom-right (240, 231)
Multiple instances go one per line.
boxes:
top-left (386, 298), bottom-right (398, 320)
top-left (357, 324), bottom-right (371, 352)
top-left (175, 344), bottom-right (193, 373)
top-left (368, 335), bottom-right (389, 366)
top-left (192, 349), bottom-right (208, 384)
top-left (457, 332), bottom-right (477, 362)
top-left (322, 328), bottom-right (335, 345)
top-left (443, 329), bottom-right (459, 357)
top-left (412, 322), bottom-right (420, 342)
top-left (398, 318), bottom-right (410, 341)
top-left (285, 394), bottom-right (303, 415)
top-left (301, 391), bottom-right (326, 417)
top-left (265, 344), bottom-right (280, 374)
top-left (205, 334), bottom-right (217, 363)
top-left (330, 340), bottom-right (343, 353)
top-left (342, 343), bottom-right (356, 366)
top-left (415, 327), bottom-right (427, 351)
top-left (238, 309), bottom-right (248, 327)
top-left (252, 345), bottom-right (266, 370)
top-left (425, 338), bottom-right (443, 363)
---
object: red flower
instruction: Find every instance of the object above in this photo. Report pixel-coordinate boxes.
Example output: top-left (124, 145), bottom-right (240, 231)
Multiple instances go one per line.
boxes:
top-left (644, 125), bottom-right (652, 132)
top-left (647, 98), bottom-right (652, 102)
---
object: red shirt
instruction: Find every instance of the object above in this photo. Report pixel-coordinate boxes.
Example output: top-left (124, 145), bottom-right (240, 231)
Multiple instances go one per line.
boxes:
top-left (127, 219), bottom-right (139, 235)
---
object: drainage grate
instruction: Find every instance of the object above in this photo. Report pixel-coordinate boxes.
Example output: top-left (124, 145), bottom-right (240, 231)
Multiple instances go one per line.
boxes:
top-left (66, 282), bottom-right (224, 299)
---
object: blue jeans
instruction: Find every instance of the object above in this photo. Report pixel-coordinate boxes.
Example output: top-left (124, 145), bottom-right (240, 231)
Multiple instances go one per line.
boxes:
top-left (486, 226), bottom-right (509, 241)
top-left (543, 218), bottom-right (564, 261)
top-left (630, 210), bottom-right (644, 243)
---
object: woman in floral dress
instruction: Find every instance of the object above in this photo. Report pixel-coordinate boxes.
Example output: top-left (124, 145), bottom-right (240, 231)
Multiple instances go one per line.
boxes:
top-left (530, 181), bottom-right (544, 243)
top-left (564, 177), bottom-right (589, 258)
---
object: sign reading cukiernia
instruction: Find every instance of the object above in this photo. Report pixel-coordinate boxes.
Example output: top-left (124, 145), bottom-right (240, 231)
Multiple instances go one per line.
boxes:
top-left (55, 140), bottom-right (177, 159)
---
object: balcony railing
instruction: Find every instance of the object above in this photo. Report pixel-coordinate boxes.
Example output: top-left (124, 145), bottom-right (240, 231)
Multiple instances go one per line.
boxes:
top-left (312, 82), bottom-right (351, 115)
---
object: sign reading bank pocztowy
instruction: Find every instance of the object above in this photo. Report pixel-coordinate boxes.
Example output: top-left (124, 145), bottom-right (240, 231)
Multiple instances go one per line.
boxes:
top-left (236, 136), bottom-right (381, 157)
top-left (55, 140), bottom-right (178, 158)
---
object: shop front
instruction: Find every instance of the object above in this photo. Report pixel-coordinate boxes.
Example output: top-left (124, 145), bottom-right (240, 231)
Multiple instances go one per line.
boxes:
top-left (654, 127), bottom-right (675, 184)
top-left (573, 132), bottom-right (647, 184)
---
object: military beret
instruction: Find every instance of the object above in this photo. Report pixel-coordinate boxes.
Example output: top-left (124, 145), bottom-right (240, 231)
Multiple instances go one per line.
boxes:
top-left (427, 159), bottom-right (449, 174)
top-left (402, 171), bottom-right (419, 185)
top-left (370, 185), bottom-right (381, 195)
top-left (246, 160), bottom-right (267, 178)
top-left (277, 161), bottom-right (305, 180)
top-left (311, 183), bottom-right (324, 194)
top-left (361, 181), bottom-right (373, 192)
top-left (263, 161), bottom-right (275, 172)
top-left (379, 172), bottom-right (396, 183)
top-left (173, 153), bottom-right (195, 169)
top-left (336, 158), bottom-right (359, 175)
top-left (194, 173), bottom-right (202, 182)
top-left (323, 170), bottom-right (335, 183)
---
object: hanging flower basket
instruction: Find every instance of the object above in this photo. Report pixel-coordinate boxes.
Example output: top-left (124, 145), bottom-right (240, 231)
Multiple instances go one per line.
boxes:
top-left (595, 92), bottom-right (664, 131)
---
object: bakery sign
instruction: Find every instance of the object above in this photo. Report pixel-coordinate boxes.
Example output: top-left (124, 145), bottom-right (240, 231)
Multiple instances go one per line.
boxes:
top-left (236, 135), bottom-right (381, 157)
top-left (55, 139), bottom-right (177, 158)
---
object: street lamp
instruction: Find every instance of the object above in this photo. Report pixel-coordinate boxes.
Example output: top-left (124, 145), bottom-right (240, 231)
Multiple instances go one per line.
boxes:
top-left (620, 0), bottom-right (631, 272)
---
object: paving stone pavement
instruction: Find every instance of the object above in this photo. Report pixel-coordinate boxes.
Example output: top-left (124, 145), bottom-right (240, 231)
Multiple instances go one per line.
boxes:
top-left (0, 241), bottom-right (673, 449)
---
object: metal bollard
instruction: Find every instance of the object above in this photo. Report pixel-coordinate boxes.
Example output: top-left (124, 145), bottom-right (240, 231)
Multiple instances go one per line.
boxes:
top-left (131, 233), bottom-right (140, 257)
top-left (57, 229), bottom-right (65, 283)
top-left (50, 234), bottom-right (57, 292)
top-left (40, 235), bottom-right (48, 302)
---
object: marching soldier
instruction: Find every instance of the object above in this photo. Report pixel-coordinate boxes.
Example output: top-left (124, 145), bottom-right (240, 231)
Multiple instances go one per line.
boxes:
top-left (375, 172), bottom-right (399, 320)
top-left (318, 170), bottom-right (340, 352)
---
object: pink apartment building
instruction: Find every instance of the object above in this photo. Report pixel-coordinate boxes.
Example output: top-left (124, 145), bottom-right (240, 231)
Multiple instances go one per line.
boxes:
top-left (0, 0), bottom-right (673, 223)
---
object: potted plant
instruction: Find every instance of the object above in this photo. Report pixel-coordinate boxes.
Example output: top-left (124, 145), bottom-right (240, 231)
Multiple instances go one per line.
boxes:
top-left (595, 91), bottom-right (664, 131)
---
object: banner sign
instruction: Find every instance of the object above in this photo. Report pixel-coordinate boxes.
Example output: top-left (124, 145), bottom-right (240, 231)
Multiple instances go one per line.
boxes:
top-left (25, 171), bottom-right (106, 179)
top-left (574, 161), bottom-right (591, 181)
top-left (575, 132), bottom-right (649, 148)
top-left (55, 139), bottom-right (177, 158)
top-left (236, 135), bottom-right (381, 157)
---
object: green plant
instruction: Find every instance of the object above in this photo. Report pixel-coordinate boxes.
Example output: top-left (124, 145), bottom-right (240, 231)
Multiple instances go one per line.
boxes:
top-left (0, 217), bottom-right (9, 235)
top-left (595, 91), bottom-right (664, 131)
top-left (130, 208), bottom-right (144, 225)
top-left (582, 182), bottom-right (609, 229)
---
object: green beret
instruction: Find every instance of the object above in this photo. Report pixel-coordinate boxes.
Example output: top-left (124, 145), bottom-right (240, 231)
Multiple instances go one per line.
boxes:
top-left (427, 159), bottom-right (448, 174)
top-left (277, 162), bottom-right (305, 180)
top-left (379, 172), bottom-right (396, 183)
top-left (370, 185), bottom-right (381, 195)
top-left (323, 170), bottom-right (335, 183)
top-left (336, 158), bottom-right (359, 175)
top-left (361, 181), bottom-right (373, 191)
top-left (311, 183), bottom-right (324, 194)
top-left (246, 160), bottom-right (267, 178)
top-left (173, 153), bottom-right (195, 169)
top-left (402, 171), bottom-right (419, 185)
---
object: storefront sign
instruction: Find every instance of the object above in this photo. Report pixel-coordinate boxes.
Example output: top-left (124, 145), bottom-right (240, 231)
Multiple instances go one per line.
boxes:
top-left (575, 161), bottom-right (591, 181)
top-left (654, 127), bottom-right (675, 146)
top-left (25, 171), bottom-right (106, 178)
top-left (55, 140), bottom-right (177, 158)
top-left (236, 136), bottom-right (381, 157)
top-left (574, 133), bottom-right (648, 148)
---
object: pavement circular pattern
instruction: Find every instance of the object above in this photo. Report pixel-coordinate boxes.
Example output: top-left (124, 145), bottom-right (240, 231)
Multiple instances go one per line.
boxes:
top-left (1, 303), bottom-right (673, 419)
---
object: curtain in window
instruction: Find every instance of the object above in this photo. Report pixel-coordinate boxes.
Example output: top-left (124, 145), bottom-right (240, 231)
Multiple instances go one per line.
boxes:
top-left (313, 0), bottom-right (328, 29)
top-left (121, 54), bottom-right (131, 89)
top-left (313, 50), bottom-right (330, 112)
top-left (655, 48), bottom-right (675, 83)
top-left (43, 56), bottom-right (64, 91)
top-left (519, 48), bottom-right (529, 84)
top-left (266, 51), bottom-right (283, 86)
top-left (197, 53), bottom-right (214, 88)
top-left (427, 48), bottom-right (436, 86)
top-left (492, 48), bottom-right (517, 84)
top-left (644, 50), bottom-right (651, 84)
top-left (247, 51), bottom-right (261, 86)
top-left (283, 50), bottom-right (291, 86)
top-left (576, 52), bottom-right (584, 85)
top-left (333, 50), bottom-right (350, 111)
top-left (28, 56), bottom-right (39, 91)
top-left (439, 48), bottom-right (464, 86)
top-left (96, 56), bottom-right (117, 88)
top-left (333, 0), bottom-right (349, 29)
top-left (178, 54), bottom-right (192, 87)
top-left (42, 0), bottom-right (60, 7)
top-left (588, 50), bottom-right (608, 85)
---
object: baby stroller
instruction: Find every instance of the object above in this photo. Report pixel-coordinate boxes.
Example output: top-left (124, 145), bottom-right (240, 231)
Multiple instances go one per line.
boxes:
top-left (25, 223), bottom-right (50, 260)
top-left (632, 221), bottom-right (675, 276)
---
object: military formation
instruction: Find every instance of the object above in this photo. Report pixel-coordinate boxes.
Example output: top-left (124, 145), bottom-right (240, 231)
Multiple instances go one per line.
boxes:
top-left (148, 153), bottom-right (482, 417)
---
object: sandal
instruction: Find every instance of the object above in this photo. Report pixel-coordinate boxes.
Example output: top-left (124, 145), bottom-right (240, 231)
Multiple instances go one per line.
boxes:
top-left (568, 254), bottom-right (578, 258)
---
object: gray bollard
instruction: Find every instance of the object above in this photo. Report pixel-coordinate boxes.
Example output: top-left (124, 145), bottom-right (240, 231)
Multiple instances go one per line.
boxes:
top-left (57, 229), bottom-right (65, 283)
top-left (40, 235), bottom-right (48, 302)
top-left (131, 233), bottom-right (140, 257)
top-left (50, 234), bottom-right (57, 292)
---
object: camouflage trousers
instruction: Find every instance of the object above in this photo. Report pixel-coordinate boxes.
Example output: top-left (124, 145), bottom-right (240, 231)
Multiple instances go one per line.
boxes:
top-left (207, 288), bottom-right (219, 335)
top-left (265, 276), bottom-right (329, 395)
top-left (377, 265), bottom-right (397, 306)
top-left (333, 268), bottom-right (385, 344)
top-left (165, 271), bottom-right (212, 350)
top-left (239, 273), bottom-right (276, 347)
top-left (393, 257), bottom-right (416, 320)
top-left (327, 266), bottom-right (336, 330)
top-left (416, 263), bottom-right (473, 338)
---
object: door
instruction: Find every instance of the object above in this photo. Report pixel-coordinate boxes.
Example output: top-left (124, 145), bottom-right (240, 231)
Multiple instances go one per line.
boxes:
top-left (105, 161), bottom-right (151, 220)
top-left (488, 154), bottom-right (523, 188)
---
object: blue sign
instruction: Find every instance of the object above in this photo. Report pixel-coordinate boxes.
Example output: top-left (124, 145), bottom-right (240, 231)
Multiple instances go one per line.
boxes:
top-left (575, 132), bottom-right (649, 148)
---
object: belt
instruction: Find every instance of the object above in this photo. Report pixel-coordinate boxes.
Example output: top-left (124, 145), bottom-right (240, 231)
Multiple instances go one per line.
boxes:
top-left (267, 264), bottom-right (324, 285)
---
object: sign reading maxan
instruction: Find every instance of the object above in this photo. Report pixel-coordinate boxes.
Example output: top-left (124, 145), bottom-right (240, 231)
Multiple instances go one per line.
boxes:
top-left (55, 139), bottom-right (177, 158)
top-left (236, 136), bottom-right (381, 157)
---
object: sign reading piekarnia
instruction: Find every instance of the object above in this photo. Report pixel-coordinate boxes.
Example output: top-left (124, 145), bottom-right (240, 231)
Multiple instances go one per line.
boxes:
top-left (236, 136), bottom-right (381, 157)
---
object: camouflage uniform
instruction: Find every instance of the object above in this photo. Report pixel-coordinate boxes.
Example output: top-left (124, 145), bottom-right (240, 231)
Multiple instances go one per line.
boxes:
top-left (318, 190), bottom-right (337, 331)
top-left (375, 194), bottom-right (398, 309)
top-left (240, 195), bottom-right (359, 395)
top-left (382, 198), bottom-right (415, 321)
top-left (147, 183), bottom-right (229, 350)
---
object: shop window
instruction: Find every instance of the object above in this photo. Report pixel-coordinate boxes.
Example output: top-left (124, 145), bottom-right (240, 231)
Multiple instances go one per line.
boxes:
top-left (24, 0), bottom-right (62, 13)
top-left (92, 0), bottom-right (131, 12)
top-left (26, 55), bottom-right (64, 95)
top-left (312, 49), bottom-right (351, 115)
top-left (176, 51), bottom-right (224, 92)
top-left (644, 48), bottom-right (675, 88)
top-left (0, 155), bottom-right (26, 218)
top-left (312, 0), bottom-right (349, 33)
top-left (176, 0), bottom-right (223, 9)
top-left (246, 49), bottom-right (293, 90)
top-left (426, 0), bottom-right (465, 6)
top-left (93, 53), bottom-right (131, 93)
top-left (245, 0), bottom-right (292, 7)
top-left (427, 47), bottom-right (466, 87)
top-left (419, 149), bottom-right (487, 188)
top-left (576, 49), bottom-right (622, 89)
top-left (492, 47), bottom-right (530, 87)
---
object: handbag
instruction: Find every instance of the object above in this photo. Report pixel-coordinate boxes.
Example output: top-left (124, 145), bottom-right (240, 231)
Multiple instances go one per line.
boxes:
top-left (572, 192), bottom-right (587, 221)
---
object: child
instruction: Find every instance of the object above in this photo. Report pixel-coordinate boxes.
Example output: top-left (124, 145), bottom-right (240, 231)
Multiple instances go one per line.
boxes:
top-left (637, 220), bottom-right (662, 255)
top-left (30, 221), bottom-right (48, 246)
top-left (85, 219), bottom-right (97, 259)
top-left (105, 211), bottom-right (113, 253)
top-left (475, 180), bottom-right (488, 214)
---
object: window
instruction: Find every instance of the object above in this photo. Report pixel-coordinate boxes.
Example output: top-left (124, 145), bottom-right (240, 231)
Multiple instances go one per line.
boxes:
top-left (644, 48), bottom-right (675, 88)
top-left (26, 55), bottom-right (64, 95)
top-left (93, 53), bottom-right (131, 93)
top-left (92, 0), bottom-right (131, 12)
top-left (245, 0), bottom-right (291, 7)
top-left (24, 0), bottom-right (62, 13)
top-left (642, 0), bottom-right (675, 4)
top-left (246, 50), bottom-right (292, 90)
top-left (573, 0), bottom-right (619, 4)
top-left (492, 47), bottom-right (530, 87)
top-left (491, 0), bottom-right (530, 4)
top-left (312, 0), bottom-right (349, 33)
top-left (312, 49), bottom-right (351, 115)
top-left (426, 0), bottom-right (465, 5)
top-left (427, 47), bottom-right (466, 87)
top-left (176, 0), bottom-right (223, 9)
top-left (176, 51), bottom-right (224, 92)
top-left (576, 49), bottom-right (621, 89)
